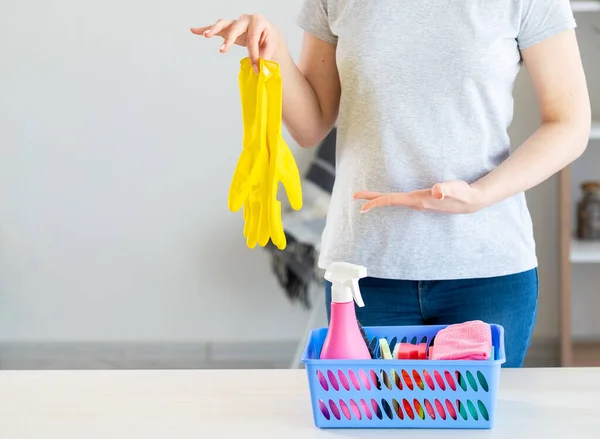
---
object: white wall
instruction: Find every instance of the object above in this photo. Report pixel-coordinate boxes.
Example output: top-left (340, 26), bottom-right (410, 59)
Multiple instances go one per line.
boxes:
top-left (0, 1), bottom-right (598, 344)
top-left (0, 0), bottom-right (312, 342)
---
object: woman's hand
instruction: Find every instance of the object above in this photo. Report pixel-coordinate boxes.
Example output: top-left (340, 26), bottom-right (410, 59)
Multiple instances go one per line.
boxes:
top-left (354, 180), bottom-right (487, 214)
top-left (191, 14), bottom-right (282, 74)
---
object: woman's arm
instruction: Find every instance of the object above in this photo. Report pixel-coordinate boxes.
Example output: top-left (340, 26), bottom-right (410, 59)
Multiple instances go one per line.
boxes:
top-left (355, 28), bottom-right (591, 214)
top-left (275, 33), bottom-right (340, 148)
top-left (471, 28), bottom-right (591, 206)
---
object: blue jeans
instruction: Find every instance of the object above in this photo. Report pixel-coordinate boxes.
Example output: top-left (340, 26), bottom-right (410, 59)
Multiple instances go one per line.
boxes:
top-left (325, 268), bottom-right (538, 368)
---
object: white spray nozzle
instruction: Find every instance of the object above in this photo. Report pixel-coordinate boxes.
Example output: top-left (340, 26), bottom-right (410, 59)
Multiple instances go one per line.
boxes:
top-left (324, 262), bottom-right (367, 306)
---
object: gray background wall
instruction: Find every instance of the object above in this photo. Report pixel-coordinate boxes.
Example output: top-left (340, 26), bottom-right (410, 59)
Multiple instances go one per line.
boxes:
top-left (0, 0), bottom-right (598, 368)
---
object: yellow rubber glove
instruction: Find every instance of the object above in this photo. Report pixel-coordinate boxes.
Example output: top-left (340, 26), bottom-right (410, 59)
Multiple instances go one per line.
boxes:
top-left (231, 58), bottom-right (303, 250)
top-left (243, 184), bottom-right (270, 248)
top-left (234, 58), bottom-right (272, 248)
top-left (228, 58), bottom-right (268, 214)
top-left (262, 59), bottom-right (303, 250)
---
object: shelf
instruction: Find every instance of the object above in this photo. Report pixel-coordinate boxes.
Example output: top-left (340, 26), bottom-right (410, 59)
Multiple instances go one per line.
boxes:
top-left (570, 238), bottom-right (600, 263)
top-left (571, 1), bottom-right (600, 11)
top-left (591, 122), bottom-right (600, 140)
top-left (569, 238), bottom-right (600, 263)
top-left (573, 341), bottom-right (600, 366)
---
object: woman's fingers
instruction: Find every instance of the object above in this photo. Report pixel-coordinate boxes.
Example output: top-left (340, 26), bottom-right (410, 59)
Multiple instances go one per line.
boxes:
top-left (260, 33), bottom-right (278, 61)
top-left (355, 189), bottom-right (435, 212)
top-left (221, 15), bottom-right (251, 52)
top-left (247, 14), bottom-right (278, 65)
top-left (354, 191), bottom-right (403, 212)
top-left (353, 181), bottom-right (484, 214)
top-left (190, 21), bottom-right (234, 45)
top-left (360, 193), bottom-right (416, 212)
top-left (246, 17), bottom-right (266, 72)
top-left (353, 191), bottom-right (384, 200)
top-left (204, 18), bottom-right (235, 39)
top-left (190, 26), bottom-right (211, 36)
top-left (431, 183), bottom-right (445, 200)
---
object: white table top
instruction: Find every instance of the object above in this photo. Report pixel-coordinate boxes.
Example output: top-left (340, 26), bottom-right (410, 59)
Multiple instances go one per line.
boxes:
top-left (0, 368), bottom-right (598, 438)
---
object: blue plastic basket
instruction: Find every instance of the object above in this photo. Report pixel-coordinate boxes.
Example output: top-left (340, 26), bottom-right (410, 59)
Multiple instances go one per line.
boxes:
top-left (300, 324), bottom-right (505, 429)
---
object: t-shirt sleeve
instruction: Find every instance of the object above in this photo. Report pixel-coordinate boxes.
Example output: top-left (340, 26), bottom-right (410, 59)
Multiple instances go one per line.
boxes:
top-left (296, 0), bottom-right (338, 46)
top-left (517, 0), bottom-right (576, 50)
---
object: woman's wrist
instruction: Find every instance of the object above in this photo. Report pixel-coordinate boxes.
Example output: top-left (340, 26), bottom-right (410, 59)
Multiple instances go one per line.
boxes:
top-left (469, 180), bottom-right (495, 211)
top-left (271, 39), bottom-right (291, 65)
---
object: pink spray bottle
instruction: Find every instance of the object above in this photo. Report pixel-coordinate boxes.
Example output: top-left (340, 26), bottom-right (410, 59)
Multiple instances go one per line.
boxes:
top-left (319, 262), bottom-right (379, 418)
top-left (320, 262), bottom-right (371, 360)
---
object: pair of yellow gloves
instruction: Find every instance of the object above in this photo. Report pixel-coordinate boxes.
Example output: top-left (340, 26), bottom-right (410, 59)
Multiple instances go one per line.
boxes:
top-left (228, 58), bottom-right (303, 250)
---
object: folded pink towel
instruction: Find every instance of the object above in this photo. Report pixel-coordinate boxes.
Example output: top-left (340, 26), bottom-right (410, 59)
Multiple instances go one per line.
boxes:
top-left (430, 320), bottom-right (492, 361)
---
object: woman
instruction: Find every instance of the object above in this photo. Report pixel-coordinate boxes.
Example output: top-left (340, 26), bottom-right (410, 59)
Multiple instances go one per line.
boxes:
top-left (192, 0), bottom-right (591, 367)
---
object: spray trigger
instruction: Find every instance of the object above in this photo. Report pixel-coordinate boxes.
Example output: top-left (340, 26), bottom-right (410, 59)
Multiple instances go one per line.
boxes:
top-left (350, 278), bottom-right (364, 307)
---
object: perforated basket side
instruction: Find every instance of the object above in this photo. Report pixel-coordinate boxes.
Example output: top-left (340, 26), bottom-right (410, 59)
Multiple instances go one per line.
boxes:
top-left (305, 361), bottom-right (500, 428)
top-left (301, 324), bottom-right (504, 429)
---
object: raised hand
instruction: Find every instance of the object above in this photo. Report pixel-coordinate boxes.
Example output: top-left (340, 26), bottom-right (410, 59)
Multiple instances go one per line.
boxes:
top-left (191, 14), bottom-right (282, 74)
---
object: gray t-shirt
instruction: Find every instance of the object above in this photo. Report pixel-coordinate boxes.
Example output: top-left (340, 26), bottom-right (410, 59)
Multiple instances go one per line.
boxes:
top-left (296, 0), bottom-right (576, 280)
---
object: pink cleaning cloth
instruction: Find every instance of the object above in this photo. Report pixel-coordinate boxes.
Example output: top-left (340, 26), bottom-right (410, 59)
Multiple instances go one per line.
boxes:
top-left (430, 320), bottom-right (492, 361)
